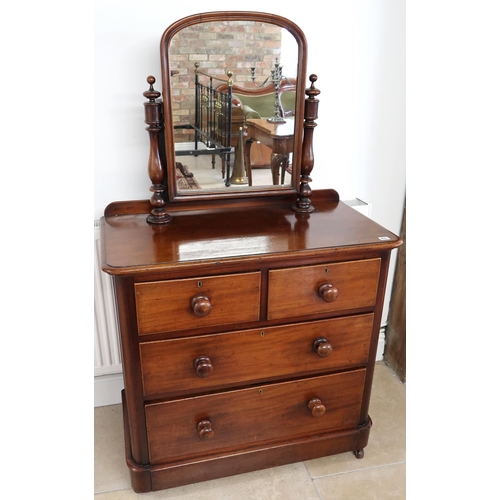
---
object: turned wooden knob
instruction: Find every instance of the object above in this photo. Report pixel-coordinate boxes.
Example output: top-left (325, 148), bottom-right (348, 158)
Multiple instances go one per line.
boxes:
top-left (191, 294), bottom-right (212, 317)
top-left (308, 398), bottom-right (326, 417)
top-left (313, 338), bottom-right (333, 358)
top-left (194, 356), bottom-right (213, 377)
top-left (318, 283), bottom-right (339, 303)
top-left (197, 419), bottom-right (214, 439)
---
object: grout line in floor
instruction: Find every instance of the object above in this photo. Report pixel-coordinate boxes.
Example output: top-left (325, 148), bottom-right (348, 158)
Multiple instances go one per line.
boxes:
top-left (300, 461), bottom-right (323, 500)
top-left (95, 487), bottom-right (131, 496)
top-left (309, 460), bottom-right (407, 481)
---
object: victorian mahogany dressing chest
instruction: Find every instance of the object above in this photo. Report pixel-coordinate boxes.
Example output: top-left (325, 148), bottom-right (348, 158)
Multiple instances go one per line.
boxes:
top-left (100, 12), bottom-right (402, 493)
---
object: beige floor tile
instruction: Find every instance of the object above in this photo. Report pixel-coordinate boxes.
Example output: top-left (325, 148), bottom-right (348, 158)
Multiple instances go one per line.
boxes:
top-left (94, 404), bottom-right (131, 494)
top-left (95, 463), bottom-right (320, 500)
top-left (177, 153), bottom-right (285, 190)
top-left (313, 463), bottom-right (406, 500)
top-left (305, 363), bottom-right (406, 477)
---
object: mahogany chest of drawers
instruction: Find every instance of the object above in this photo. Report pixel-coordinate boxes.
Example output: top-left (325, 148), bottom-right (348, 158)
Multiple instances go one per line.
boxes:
top-left (100, 190), bottom-right (402, 492)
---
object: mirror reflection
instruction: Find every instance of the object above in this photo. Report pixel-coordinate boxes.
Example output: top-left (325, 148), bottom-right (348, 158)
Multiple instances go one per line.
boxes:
top-left (168, 20), bottom-right (298, 193)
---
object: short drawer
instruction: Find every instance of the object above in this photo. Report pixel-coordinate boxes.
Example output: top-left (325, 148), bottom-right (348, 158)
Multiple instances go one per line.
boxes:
top-left (140, 314), bottom-right (374, 397)
top-left (135, 272), bottom-right (261, 335)
top-left (145, 369), bottom-right (366, 465)
top-left (267, 259), bottom-right (380, 321)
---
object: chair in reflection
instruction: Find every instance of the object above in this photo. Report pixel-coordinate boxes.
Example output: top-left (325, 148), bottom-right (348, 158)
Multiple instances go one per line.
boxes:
top-left (218, 80), bottom-right (296, 169)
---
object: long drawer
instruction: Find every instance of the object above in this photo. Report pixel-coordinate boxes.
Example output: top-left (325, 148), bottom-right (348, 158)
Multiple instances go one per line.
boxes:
top-left (135, 272), bottom-right (261, 335)
top-left (267, 259), bottom-right (380, 320)
top-left (145, 369), bottom-right (366, 465)
top-left (140, 314), bottom-right (374, 397)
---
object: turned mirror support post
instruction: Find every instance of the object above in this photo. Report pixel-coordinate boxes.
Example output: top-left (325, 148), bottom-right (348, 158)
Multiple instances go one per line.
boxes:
top-left (144, 76), bottom-right (173, 225)
top-left (292, 74), bottom-right (320, 214)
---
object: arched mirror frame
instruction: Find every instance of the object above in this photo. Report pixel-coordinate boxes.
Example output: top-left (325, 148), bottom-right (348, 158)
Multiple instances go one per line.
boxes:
top-left (159, 11), bottom-right (308, 202)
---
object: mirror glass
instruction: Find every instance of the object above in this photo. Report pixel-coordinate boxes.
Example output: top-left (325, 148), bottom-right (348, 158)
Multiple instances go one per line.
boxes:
top-left (160, 13), bottom-right (307, 200)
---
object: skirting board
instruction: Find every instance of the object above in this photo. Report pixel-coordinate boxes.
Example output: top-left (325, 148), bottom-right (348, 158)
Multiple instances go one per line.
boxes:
top-left (95, 373), bottom-right (124, 407)
top-left (376, 326), bottom-right (386, 361)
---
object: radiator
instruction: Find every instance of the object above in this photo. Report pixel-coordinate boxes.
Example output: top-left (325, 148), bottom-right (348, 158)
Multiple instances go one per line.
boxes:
top-left (94, 220), bottom-right (122, 377)
top-left (343, 198), bottom-right (372, 217)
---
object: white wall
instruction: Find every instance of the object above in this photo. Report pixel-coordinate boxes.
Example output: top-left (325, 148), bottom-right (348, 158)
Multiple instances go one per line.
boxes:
top-left (94, 0), bottom-right (406, 320)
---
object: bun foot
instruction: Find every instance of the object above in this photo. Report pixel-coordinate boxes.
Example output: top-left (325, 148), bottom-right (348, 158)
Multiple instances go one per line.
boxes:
top-left (354, 449), bottom-right (364, 459)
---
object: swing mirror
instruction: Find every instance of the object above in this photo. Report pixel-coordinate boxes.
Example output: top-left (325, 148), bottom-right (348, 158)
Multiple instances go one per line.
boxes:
top-left (159, 12), bottom-right (307, 200)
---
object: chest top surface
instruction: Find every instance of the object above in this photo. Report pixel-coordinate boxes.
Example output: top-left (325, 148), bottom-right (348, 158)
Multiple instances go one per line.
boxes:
top-left (101, 191), bottom-right (401, 275)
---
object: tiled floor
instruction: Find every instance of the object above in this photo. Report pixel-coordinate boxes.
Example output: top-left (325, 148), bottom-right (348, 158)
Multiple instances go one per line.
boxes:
top-left (94, 362), bottom-right (405, 499)
top-left (175, 150), bottom-right (292, 191)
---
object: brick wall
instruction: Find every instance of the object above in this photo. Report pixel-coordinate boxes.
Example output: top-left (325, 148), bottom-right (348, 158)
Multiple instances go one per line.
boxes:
top-left (169, 21), bottom-right (283, 142)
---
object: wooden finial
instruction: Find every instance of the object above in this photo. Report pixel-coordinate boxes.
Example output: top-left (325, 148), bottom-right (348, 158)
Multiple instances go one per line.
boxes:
top-left (143, 76), bottom-right (161, 102)
top-left (306, 74), bottom-right (319, 93)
